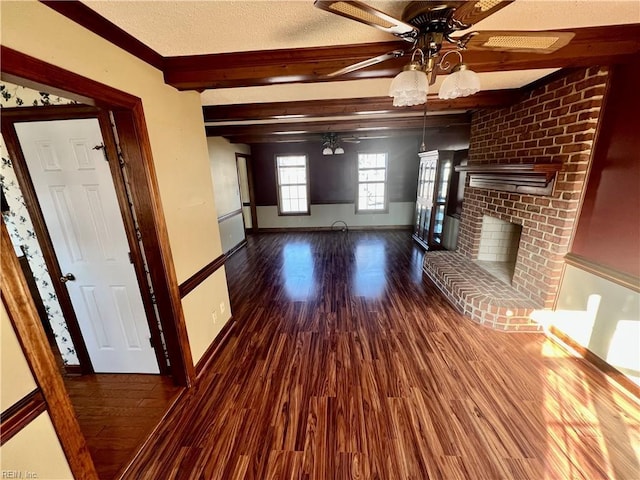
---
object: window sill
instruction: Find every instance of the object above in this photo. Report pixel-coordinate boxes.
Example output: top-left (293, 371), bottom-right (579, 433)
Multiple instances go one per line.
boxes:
top-left (277, 211), bottom-right (311, 217)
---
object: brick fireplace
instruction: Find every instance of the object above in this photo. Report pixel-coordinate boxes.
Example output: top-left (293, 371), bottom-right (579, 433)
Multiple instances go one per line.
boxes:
top-left (476, 215), bottom-right (522, 284)
top-left (424, 66), bottom-right (609, 330)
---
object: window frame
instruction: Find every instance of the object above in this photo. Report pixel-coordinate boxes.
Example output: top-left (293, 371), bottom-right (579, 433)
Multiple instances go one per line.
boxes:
top-left (275, 154), bottom-right (311, 216)
top-left (355, 152), bottom-right (389, 214)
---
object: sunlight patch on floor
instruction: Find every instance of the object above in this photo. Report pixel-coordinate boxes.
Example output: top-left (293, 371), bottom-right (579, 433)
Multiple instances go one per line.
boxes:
top-left (542, 365), bottom-right (617, 479)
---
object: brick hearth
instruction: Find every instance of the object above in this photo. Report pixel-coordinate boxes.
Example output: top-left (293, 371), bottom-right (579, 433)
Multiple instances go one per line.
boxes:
top-left (423, 66), bottom-right (609, 331)
top-left (423, 252), bottom-right (541, 332)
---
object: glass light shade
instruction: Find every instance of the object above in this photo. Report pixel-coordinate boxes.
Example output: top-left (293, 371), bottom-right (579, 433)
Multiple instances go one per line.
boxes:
top-left (438, 64), bottom-right (481, 99)
top-left (389, 66), bottom-right (428, 107)
top-left (334, 146), bottom-right (345, 154)
top-left (322, 147), bottom-right (333, 155)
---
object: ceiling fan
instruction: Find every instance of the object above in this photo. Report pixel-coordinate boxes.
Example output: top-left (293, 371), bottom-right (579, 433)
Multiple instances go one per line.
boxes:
top-left (314, 1), bottom-right (575, 104)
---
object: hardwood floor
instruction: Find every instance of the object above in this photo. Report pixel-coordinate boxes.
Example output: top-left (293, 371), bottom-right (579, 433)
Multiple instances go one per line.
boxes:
top-left (123, 231), bottom-right (640, 479)
top-left (64, 374), bottom-right (180, 479)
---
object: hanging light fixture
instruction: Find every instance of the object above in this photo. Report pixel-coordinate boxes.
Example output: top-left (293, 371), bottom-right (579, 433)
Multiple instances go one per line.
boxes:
top-left (321, 132), bottom-right (345, 155)
top-left (389, 47), bottom-right (480, 107)
top-left (388, 50), bottom-right (428, 107)
top-left (437, 50), bottom-right (480, 99)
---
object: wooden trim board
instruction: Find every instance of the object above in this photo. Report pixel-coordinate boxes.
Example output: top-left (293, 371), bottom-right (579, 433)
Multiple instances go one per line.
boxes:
top-left (217, 208), bottom-right (243, 223)
top-left (1, 220), bottom-right (98, 478)
top-left (0, 389), bottom-right (47, 446)
top-left (548, 326), bottom-right (640, 399)
top-left (564, 253), bottom-right (640, 293)
top-left (195, 317), bottom-right (237, 378)
top-left (179, 254), bottom-right (226, 298)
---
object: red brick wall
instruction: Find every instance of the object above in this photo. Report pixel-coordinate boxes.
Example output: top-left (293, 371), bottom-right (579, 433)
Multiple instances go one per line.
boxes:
top-left (458, 67), bottom-right (609, 307)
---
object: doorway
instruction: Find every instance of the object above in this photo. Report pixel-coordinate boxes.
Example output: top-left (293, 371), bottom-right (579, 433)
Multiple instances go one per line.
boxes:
top-left (1, 46), bottom-right (195, 478)
top-left (5, 111), bottom-right (162, 374)
top-left (235, 153), bottom-right (257, 233)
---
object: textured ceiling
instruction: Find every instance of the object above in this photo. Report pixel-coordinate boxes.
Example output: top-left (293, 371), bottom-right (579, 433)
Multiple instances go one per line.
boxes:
top-left (84, 1), bottom-right (640, 57)
top-left (83, 1), bottom-right (404, 56)
top-left (82, 1), bottom-right (640, 106)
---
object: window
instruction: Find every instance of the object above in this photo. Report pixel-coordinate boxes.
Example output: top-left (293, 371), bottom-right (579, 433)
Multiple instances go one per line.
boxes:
top-left (276, 155), bottom-right (309, 214)
top-left (357, 153), bottom-right (387, 212)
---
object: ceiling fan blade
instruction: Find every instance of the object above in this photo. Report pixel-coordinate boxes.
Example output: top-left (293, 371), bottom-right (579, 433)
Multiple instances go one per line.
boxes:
top-left (314, 1), bottom-right (418, 41)
top-left (452, 1), bottom-right (514, 27)
top-left (459, 30), bottom-right (575, 54)
top-left (324, 49), bottom-right (405, 78)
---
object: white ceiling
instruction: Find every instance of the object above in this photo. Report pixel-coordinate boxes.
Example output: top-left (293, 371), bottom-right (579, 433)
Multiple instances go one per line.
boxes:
top-left (82, 1), bottom-right (640, 106)
top-left (85, 1), bottom-right (640, 56)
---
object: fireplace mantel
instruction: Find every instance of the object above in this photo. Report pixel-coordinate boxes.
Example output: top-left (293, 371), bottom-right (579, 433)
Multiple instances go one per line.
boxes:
top-left (455, 162), bottom-right (562, 195)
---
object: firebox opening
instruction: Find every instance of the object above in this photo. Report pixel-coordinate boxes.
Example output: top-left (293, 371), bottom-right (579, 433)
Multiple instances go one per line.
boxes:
top-left (475, 215), bottom-right (523, 285)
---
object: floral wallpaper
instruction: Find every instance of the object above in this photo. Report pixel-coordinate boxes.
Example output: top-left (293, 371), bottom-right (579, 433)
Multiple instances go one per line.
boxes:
top-left (1, 82), bottom-right (79, 365)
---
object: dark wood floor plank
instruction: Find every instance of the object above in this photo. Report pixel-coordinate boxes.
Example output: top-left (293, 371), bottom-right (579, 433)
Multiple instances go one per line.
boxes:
top-left (122, 231), bottom-right (640, 479)
top-left (64, 373), bottom-right (180, 479)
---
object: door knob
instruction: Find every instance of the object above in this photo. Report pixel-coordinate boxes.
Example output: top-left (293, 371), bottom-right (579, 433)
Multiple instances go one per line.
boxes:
top-left (60, 273), bottom-right (76, 283)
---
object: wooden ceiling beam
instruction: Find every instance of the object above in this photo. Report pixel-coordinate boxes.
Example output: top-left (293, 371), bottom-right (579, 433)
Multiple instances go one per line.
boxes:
top-left (39, 2), bottom-right (640, 91)
top-left (166, 24), bottom-right (640, 90)
top-left (202, 90), bottom-right (522, 122)
top-left (205, 113), bottom-right (470, 138)
top-left (225, 130), bottom-right (421, 144)
top-left (227, 124), bottom-right (472, 145)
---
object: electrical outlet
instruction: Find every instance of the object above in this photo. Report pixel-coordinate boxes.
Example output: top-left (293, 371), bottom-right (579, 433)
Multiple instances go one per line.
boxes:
top-left (220, 302), bottom-right (226, 314)
top-left (211, 310), bottom-right (217, 323)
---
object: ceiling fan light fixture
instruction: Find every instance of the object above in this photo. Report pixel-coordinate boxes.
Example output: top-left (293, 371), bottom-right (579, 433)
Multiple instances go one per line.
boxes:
top-left (322, 147), bottom-right (334, 155)
top-left (334, 146), bottom-right (345, 154)
top-left (438, 63), bottom-right (481, 100)
top-left (389, 63), bottom-right (429, 107)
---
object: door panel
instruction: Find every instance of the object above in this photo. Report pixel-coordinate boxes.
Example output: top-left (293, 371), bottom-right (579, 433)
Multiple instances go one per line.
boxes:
top-left (15, 119), bottom-right (159, 374)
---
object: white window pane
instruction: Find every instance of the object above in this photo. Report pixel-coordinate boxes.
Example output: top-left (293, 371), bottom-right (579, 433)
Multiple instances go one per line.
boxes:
top-left (299, 192), bottom-right (308, 212)
top-left (358, 168), bottom-right (386, 182)
top-left (359, 183), bottom-right (385, 210)
top-left (358, 153), bottom-right (386, 169)
top-left (279, 166), bottom-right (306, 185)
top-left (277, 155), bottom-right (306, 167)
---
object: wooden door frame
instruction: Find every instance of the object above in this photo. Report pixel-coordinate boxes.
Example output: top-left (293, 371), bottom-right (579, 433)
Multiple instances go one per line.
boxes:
top-left (1, 46), bottom-right (195, 387)
top-left (2, 219), bottom-right (99, 479)
top-left (235, 152), bottom-right (258, 232)
top-left (2, 105), bottom-right (168, 375)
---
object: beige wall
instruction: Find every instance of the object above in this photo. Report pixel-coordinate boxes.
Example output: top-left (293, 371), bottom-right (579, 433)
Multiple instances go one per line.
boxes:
top-left (257, 202), bottom-right (415, 229)
top-left (552, 265), bottom-right (640, 386)
top-left (1, 301), bottom-right (37, 412)
top-left (181, 269), bottom-right (231, 364)
top-left (219, 214), bottom-right (246, 254)
top-left (1, 1), bottom-right (232, 373)
top-left (207, 137), bottom-right (250, 217)
top-left (0, 412), bottom-right (73, 479)
top-left (207, 137), bottom-right (249, 253)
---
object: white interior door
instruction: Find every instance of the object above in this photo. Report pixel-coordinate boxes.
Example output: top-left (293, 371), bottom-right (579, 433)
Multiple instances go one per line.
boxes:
top-left (15, 118), bottom-right (159, 374)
